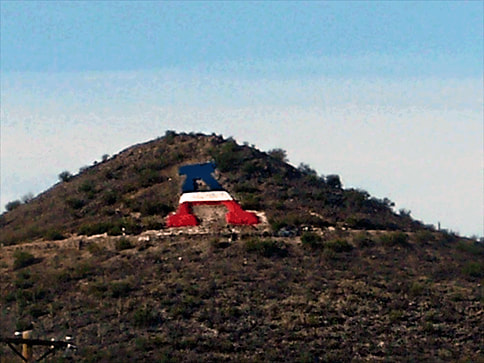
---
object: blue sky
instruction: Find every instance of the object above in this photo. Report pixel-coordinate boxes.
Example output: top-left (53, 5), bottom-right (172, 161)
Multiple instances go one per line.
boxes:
top-left (1, 1), bottom-right (483, 236)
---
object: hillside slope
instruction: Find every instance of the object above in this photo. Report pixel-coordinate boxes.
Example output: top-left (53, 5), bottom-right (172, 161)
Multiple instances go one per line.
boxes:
top-left (0, 230), bottom-right (482, 361)
top-left (0, 131), bottom-right (482, 361)
top-left (1, 132), bottom-right (419, 246)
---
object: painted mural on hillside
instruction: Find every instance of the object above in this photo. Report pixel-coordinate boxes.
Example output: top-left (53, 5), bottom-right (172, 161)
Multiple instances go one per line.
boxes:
top-left (167, 162), bottom-right (259, 227)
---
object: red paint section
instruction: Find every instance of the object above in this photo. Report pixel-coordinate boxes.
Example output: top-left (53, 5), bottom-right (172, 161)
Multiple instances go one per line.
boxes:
top-left (167, 200), bottom-right (258, 227)
top-left (166, 203), bottom-right (198, 227)
top-left (223, 201), bottom-right (259, 225)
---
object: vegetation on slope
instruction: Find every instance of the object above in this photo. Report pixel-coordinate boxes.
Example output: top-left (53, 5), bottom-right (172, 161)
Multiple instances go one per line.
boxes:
top-left (0, 231), bottom-right (482, 361)
top-left (1, 131), bottom-right (422, 245)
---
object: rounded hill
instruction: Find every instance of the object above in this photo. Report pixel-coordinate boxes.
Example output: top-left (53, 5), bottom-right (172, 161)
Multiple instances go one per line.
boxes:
top-left (1, 131), bottom-right (422, 245)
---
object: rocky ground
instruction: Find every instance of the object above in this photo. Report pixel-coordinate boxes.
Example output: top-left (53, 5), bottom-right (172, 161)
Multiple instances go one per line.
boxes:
top-left (1, 228), bottom-right (482, 362)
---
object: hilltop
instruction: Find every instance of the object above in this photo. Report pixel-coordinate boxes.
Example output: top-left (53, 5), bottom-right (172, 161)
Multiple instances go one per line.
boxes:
top-left (1, 131), bottom-right (419, 246)
top-left (0, 131), bottom-right (482, 361)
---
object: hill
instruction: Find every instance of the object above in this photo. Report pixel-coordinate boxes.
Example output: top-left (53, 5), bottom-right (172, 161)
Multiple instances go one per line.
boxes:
top-left (0, 131), bottom-right (482, 361)
top-left (1, 131), bottom-right (419, 246)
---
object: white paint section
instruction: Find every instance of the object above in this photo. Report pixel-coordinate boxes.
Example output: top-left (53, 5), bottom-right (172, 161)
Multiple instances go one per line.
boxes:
top-left (179, 191), bottom-right (233, 204)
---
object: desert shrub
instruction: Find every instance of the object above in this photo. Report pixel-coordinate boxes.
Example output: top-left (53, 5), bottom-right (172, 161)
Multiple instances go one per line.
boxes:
top-left (21, 193), bottom-right (34, 204)
top-left (301, 232), bottom-right (322, 248)
top-left (414, 230), bottom-right (435, 244)
top-left (298, 163), bottom-right (317, 176)
top-left (141, 217), bottom-right (164, 231)
top-left (87, 282), bottom-right (108, 298)
top-left (79, 222), bottom-right (112, 236)
top-left (240, 194), bottom-right (262, 210)
top-left (408, 281), bottom-right (427, 297)
top-left (43, 229), bottom-right (66, 241)
top-left (345, 216), bottom-right (377, 230)
top-left (103, 191), bottom-right (119, 206)
top-left (268, 148), bottom-right (287, 162)
top-left (13, 251), bottom-right (36, 270)
top-left (115, 237), bottom-right (133, 251)
top-left (79, 180), bottom-right (96, 193)
top-left (210, 238), bottom-right (231, 249)
top-left (326, 174), bottom-right (342, 188)
top-left (79, 219), bottom-right (141, 236)
top-left (14, 270), bottom-right (33, 289)
top-left (379, 232), bottom-right (409, 246)
top-left (244, 238), bottom-right (288, 257)
top-left (109, 281), bottom-right (132, 298)
top-left (456, 240), bottom-right (484, 256)
top-left (234, 182), bottom-right (259, 193)
top-left (58, 171), bottom-right (73, 182)
top-left (66, 197), bottom-right (85, 210)
top-left (325, 238), bottom-right (353, 252)
top-left (140, 201), bottom-right (173, 216)
top-left (138, 169), bottom-right (164, 187)
top-left (5, 200), bottom-right (22, 211)
top-left (164, 130), bottom-right (177, 143)
top-left (210, 141), bottom-right (242, 172)
top-left (462, 262), bottom-right (483, 278)
top-left (133, 307), bottom-right (162, 327)
top-left (87, 242), bottom-right (104, 255)
top-left (241, 161), bottom-right (258, 176)
top-left (353, 232), bottom-right (374, 248)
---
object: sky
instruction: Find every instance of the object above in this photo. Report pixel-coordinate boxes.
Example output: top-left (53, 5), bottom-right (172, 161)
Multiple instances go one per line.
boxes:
top-left (1, 1), bottom-right (483, 237)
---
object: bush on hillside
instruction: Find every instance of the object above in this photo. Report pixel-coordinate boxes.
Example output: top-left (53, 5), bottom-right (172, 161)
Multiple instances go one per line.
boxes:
top-left (324, 239), bottom-right (353, 252)
top-left (13, 251), bottom-right (36, 270)
top-left (58, 171), bottom-right (73, 182)
top-left (5, 200), bottom-right (22, 212)
top-left (326, 174), bottom-right (342, 189)
top-left (43, 229), bottom-right (66, 241)
top-left (244, 238), bottom-right (288, 257)
top-left (379, 232), bottom-right (409, 246)
top-left (268, 148), bottom-right (288, 163)
top-left (301, 232), bottom-right (323, 248)
top-left (115, 237), bottom-right (133, 251)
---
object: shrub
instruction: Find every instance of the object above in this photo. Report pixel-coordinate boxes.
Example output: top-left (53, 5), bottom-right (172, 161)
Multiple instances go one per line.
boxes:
top-left (79, 180), bottom-right (96, 193)
top-left (244, 238), bottom-right (288, 257)
top-left (138, 169), bottom-right (164, 187)
top-left (298, 163), bottom-right (317, 176)
top-left (140, 202), bottom-right (173, 216)
top-left (13, 251), bottom-right (36, 270)
top-left (462, 262), bottom-right (483, 278)
top-left (115, 237), bottom-right (133, 251)
top-left (325, 239), bottom-right (352, 252)
top-left (268, 148), bottom-right (288, 162)
top-left (456, 240), bottom-right (484, 256)
top-left (109, 281), bottom-right (132, 298)
top-left (379, 232), bottom-right (409, 246)
top-left (21, 193), bottom-right (34, 204)
top-left (326, 174), bottom-right (342, 189)
top-left (43, 229), bottom-right (65, 241)
top-left (414, 230), bottom-right (435, 244)
top-left (133, 307), bottom-right (162, 327)
top-left (353, 232), bottom-right (374, 248)
top-left (5, 200), bottom-right (22, 211)
top-left (58, 171), bottom-right (73, 182)
top-left (301, 232), bottom-right (322, 248)
top-left (87, 242), bottom-right (104, 255)
top-left (66, 197), bottom-right (85, 210)
top-left (102, 191), bottom-right (118, 206)
top-left (408, 281), bottom-right (426, 297)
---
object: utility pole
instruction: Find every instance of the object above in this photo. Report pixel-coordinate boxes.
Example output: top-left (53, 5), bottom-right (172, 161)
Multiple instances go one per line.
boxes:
top-left (22, 330), bottom-right (33, 362)
top-left (1, 329), bottom-right (76, 362)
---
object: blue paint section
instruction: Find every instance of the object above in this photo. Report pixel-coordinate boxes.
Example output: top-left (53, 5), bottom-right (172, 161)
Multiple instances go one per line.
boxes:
top-left (179, 162), bottom-right (223, 193)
